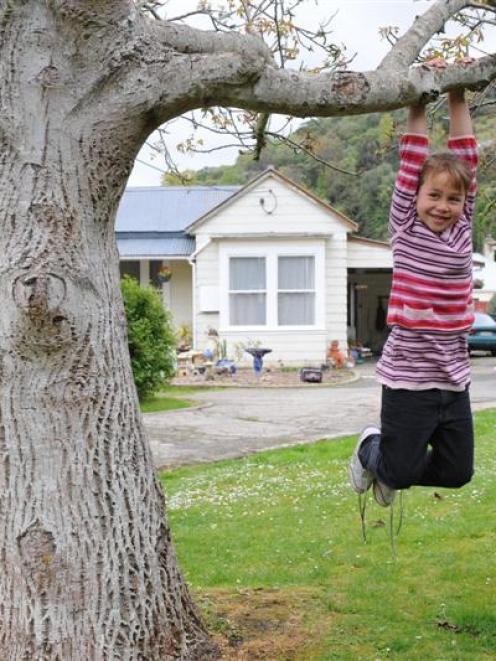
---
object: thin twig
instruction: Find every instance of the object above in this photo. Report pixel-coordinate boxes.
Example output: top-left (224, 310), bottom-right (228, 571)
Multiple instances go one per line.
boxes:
top-left (181, 114), bottom-right (253, 138)
top-left (265, 131), bottom-right (359, 176)
top-left (184, 143), bottom-right (252, 154)
top-left (254, 113), bottom-right (270, 160)
top-left (167, 10), bottom-right (212, 23)
top-left (466, 1), bottom-right (496, 12)
top-left (142, 3), bottom-right (161, 21)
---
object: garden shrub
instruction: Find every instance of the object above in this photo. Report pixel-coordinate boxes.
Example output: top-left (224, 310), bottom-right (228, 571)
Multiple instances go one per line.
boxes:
top-left (121, 276), bottom-right (177, 400)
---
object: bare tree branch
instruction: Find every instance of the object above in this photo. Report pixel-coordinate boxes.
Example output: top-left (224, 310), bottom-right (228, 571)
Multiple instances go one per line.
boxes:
top-left (150, 19), bottom-right (273, 60)
top-left (181, 143), bottom-right (250, 154)
top-left (126, 0), bottom-right (496, 178)
top-left (254, 113), bottom-right (270, 158)
top-left (167, 10), bottom-right (212, 23)
top-left (466, 1), bottom-right (496, 10)
top-left (206, 55), bottom-right (496, 119)
top-left (265, 131), bottom-right (359, 175)
top-left (379, 0), bottom-right (468, 70)
top-left (173, 111), bottom-right (354, 175)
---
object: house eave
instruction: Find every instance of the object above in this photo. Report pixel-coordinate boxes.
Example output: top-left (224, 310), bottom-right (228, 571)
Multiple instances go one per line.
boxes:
top-left (207, 232), bottom-right (334, 239)
top-left (348, 234), bottom-right (390, 248)
top-left (118, 255), bottom-right (192, 261)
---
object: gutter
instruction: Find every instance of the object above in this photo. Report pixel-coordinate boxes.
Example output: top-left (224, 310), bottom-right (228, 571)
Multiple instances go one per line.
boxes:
top-left (188, 238), bottom-right (212, 349)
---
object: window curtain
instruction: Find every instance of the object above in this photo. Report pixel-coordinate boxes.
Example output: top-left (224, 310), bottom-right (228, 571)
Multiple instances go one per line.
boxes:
top-left (229, 293), bottom-right (266, 325)
top-left (278, 256), bottom-right (315, 289)
top-left (278, 256), bottom-right (315, 325)
top-left (230, 257), bottom-right (266, 290)
top-left (229, 257), bottom-right (266, 325)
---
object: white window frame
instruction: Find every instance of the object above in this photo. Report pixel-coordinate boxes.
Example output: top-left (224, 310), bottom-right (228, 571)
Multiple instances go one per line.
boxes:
top-left (219, 243), bottom-right (325, 330)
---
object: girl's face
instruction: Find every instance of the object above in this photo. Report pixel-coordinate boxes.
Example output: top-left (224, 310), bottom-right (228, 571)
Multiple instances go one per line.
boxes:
top-left (416, 171), bottom-right (466, 234)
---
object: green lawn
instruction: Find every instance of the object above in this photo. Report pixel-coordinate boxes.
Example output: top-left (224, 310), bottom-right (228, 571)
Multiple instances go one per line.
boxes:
top-left (140, 385), bottom-right (215, 413)
top-left (160, 409), bottom-right (496, 659)
top-left (140, 395), bottom-right (192, 413)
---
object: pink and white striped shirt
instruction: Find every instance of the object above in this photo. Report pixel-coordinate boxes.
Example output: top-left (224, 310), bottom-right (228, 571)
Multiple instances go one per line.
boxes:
top-left (376, 133), bottom-right (478, 391)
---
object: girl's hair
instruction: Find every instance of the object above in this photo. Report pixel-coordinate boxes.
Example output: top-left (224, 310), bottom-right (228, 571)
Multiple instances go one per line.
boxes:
top-left (419, 152), bottom-right (473, 195)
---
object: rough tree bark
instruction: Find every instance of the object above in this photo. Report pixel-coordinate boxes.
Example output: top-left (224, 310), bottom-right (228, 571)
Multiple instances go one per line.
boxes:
top-left (0, 0), bottom-right (494, 658)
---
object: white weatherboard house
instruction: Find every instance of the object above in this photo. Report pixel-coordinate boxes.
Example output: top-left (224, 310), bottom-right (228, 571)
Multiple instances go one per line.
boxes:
top-left (473, 237), bottom-right (496, 311)
top-left (117, 168), bottom-right (393, 364)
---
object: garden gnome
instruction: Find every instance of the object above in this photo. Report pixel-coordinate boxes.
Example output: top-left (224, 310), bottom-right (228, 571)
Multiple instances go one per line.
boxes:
top-left (327, 340), bottom-right (346, 368)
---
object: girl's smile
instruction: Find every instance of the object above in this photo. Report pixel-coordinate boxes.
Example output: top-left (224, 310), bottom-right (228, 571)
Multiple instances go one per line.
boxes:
top-left (416, 171), bottom-right (465, 233)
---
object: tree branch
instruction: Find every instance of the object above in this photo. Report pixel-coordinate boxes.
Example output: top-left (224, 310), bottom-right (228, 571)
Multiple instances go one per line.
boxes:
top-left (149, 19), bottom-right (273, 61)
top-left (379, 0), bottom-right (469, 70)
top-left (254, 113), bottom-right (270, 159)
top-left (94, 1), bottom-right (496, 159)
top-left (209, 55), bottom-right (496, 118)
top-left (166, 10), bottom-right (213, 23)
top-left (466, 1), bottom-right (496, 10)
top-left (265, 131), bottom-right (358, 175)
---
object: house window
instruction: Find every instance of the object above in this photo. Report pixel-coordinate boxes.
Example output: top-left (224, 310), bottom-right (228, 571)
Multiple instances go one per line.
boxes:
top-left (278, 256), bottom-right (315, 325)
top-left (222, 245), bottom-right (324, 329)
top-left (229, 257), bottom-right (266, 325)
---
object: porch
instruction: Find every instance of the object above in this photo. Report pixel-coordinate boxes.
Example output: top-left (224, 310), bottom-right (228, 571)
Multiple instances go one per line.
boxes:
top-left (119, 258), bottom-right (193, 331)
top-left (347, 269), bottom-right (392, 354)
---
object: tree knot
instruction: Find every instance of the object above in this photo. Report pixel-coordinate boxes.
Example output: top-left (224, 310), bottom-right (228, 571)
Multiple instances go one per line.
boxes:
top-left (34, 66), bottom-right (61, 88)
top-left (18, 521), bottom-right (59, 580)
top-left (14, 272), bottom-right (66, 317)
top-left (330, 71), bottom-right (370, 104)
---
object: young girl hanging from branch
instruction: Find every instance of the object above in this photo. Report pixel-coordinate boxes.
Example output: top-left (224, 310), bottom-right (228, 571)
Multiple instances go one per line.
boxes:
top-left (350, 65), bottom-right (478, 510)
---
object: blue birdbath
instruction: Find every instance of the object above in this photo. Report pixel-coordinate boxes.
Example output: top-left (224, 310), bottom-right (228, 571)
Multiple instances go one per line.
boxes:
top-left (245, 347), bottom-right (272, 375)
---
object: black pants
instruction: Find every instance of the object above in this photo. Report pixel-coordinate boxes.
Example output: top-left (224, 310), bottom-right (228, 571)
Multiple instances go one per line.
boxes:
top-left (359, 386), bottom-right (474, 490)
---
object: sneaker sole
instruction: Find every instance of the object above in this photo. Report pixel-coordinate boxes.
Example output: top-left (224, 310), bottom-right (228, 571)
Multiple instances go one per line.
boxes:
top-left (373, 480), bottom-right (396, 507)
top-left (348, 425), bottom-right (380, 494)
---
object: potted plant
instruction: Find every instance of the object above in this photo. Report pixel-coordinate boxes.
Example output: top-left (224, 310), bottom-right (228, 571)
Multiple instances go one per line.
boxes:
top-left (176, 323), bottom-right (192, 352)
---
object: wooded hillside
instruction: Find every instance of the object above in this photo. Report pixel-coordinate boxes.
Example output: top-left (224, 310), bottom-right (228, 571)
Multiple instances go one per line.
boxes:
top-left (164, 108), bottom-right (496, 251)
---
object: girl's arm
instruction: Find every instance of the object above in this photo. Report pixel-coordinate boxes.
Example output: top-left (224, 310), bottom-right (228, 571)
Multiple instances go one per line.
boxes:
top-left (448, 89), bottom-right (473, 137)
top-left (389, 115), bottom-right (429, 235)
top-left (407, 103), bottom-right (428, 135)
top-left (447, 88), bottom-right (478, 221)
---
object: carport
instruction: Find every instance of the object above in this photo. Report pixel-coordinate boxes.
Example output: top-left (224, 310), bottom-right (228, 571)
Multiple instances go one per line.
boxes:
top-left (347, 236), bottom-right (393, 354)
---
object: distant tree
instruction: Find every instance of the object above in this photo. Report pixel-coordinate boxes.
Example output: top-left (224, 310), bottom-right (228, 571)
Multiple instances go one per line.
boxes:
top-left (121, 276), bottom-right (176, 399)
top-left (163, 105), bottom-right (496, 244)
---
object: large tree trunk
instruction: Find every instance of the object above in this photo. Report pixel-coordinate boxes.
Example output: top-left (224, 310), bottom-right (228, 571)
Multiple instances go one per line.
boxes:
top-left (0, 3), bottom-right (216, 658)
top-left (0, 125), bottom-right (214, 660)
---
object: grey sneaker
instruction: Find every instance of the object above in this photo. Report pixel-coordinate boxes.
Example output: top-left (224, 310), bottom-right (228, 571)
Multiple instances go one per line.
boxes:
top-left (373, 480), bottom-right (396, 507)
top-left (349, 425), bottom-right (380, 494)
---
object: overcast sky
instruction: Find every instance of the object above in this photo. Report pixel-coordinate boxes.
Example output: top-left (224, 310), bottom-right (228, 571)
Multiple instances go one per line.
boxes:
top-left (128, 0), bottom-right (496, 186)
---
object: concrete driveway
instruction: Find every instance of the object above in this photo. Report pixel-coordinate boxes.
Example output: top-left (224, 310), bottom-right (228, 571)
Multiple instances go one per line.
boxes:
top-left (145, 357), bottom-right (496, 470)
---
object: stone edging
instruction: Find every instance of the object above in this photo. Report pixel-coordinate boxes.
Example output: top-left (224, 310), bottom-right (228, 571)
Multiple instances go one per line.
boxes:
top-left (171, 369), bottom-right (359, 390)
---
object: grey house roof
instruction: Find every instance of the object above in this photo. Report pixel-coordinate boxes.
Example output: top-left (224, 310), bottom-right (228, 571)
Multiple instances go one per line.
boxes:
top-left (116, 185), bottom-right (239, 258)
top-left (117, 235), bottom-right (196, 258)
